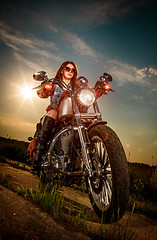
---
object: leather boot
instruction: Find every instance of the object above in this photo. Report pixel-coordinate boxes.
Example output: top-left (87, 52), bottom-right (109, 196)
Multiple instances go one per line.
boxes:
top-left (33, 116), bottom-right (56, 171)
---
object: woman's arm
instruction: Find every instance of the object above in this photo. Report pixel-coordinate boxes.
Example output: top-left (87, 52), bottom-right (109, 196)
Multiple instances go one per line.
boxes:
top-left (37, 84), bottom-right (55, 98)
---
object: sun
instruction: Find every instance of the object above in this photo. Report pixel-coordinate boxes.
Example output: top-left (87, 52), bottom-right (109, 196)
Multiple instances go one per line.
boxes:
top-left (21, 86), bottom-right (35, 99)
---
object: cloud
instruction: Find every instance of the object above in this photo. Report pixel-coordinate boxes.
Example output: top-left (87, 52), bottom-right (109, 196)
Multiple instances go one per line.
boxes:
top-left (0, 114), bottom-right (35, 132)
top-left (146, 140), bottom-right (157, 148)
top-left (62, 28), bottom-right (157, 88)
top-left (72, 0), bottom-right (149, 27)
top-left (13, 52), bottom-right (43, 71)
top-left (0, 21), bottom-right (62, 70)
top-left (130, 95), bottom-right (144, 103)
top-left (154, 140), bottom-right (157, 145)
top-left (0, 21), bottom-right (56, 50)
top-left (135, 67), bottom-right (147, 80)
top-left (149, 67), bottom-right (157, 76)
top-left (103, 58), bottom-right (148, 85)
top-left (63, 31), bottom-right (99, 60)
top-left (102, 56), bottom-right (157, 87)
top-left (37, 16), bottom-right (59, 34)
top-left (1, 20), bottom-right (156, 88)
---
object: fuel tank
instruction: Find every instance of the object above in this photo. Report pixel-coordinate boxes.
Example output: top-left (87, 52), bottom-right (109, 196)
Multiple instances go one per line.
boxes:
top-left (58, 96), bottom-right (73, 121)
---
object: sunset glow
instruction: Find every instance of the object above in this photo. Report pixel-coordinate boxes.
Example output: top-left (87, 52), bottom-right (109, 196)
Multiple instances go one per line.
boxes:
top-left (0, 1), bottom-right (156, 165)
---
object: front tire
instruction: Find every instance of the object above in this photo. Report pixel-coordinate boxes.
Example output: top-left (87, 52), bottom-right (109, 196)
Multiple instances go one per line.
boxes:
top-left (87, 125), bottom-right (129, 223)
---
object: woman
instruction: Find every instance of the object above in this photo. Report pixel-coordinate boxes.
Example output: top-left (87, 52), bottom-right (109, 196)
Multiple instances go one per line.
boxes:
top-left (33, 61), bottom-right (78, 170)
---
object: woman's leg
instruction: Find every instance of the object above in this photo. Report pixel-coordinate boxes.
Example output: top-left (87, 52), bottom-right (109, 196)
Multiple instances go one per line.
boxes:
top-left (33, 109), bottom-right (57, 170)
top-left (41, 109), bottom-right (57, 125)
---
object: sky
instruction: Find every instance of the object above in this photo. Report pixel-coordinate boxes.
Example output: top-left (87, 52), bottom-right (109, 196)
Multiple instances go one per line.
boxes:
top-left (0, 0), bottom-right (157, 165)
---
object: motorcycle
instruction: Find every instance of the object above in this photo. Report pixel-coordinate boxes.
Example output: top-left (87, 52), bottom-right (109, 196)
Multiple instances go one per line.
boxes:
top-left (28, 71), bottom-right (129, 223)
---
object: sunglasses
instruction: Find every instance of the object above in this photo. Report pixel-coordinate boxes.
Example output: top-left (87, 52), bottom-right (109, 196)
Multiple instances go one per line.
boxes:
top-left (64, 66), bottom-right (76, 74)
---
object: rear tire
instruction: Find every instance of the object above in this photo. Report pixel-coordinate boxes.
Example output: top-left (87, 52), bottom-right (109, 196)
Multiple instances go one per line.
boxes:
top-left (87, 125), bottom-right (129, 223)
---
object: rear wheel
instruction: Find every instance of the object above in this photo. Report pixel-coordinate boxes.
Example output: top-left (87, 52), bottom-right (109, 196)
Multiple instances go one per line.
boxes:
top-left (87, 125), bottom-right (129, 223)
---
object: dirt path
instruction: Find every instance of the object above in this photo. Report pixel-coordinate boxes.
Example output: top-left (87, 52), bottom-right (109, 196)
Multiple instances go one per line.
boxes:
top-left (0, 163), bottom-right (91, 240)
top-left (0, 162), bottom-right (157, 240)
top-left (0, 186), bottom-right (91, 240)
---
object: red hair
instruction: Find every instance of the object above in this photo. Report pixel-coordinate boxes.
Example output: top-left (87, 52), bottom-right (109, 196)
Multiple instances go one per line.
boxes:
top-left (54, 61), bottom-right (78, 90)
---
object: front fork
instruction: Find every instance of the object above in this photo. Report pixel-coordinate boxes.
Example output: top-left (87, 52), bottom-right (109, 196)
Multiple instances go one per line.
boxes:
top-left (78, 126), bottom-right (93, 177)
top-left (71, 93), bottom-right (93, 177)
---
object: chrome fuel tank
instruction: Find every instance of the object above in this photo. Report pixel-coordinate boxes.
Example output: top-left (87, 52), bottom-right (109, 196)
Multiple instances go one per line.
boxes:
top-left (58, 96), bottom-right (73, 121)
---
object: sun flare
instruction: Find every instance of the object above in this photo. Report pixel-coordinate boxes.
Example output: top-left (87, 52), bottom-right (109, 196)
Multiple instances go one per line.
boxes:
top-left (21, 86), bottom-right (34, 99)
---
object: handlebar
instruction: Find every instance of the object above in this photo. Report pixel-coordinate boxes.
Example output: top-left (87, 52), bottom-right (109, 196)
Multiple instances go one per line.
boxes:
top-left (32, 78), bottom-right (70, 94)
top-left (32, 74), bottom-right (115, 97)
top-left (110, 89), bottom-right (116, 93)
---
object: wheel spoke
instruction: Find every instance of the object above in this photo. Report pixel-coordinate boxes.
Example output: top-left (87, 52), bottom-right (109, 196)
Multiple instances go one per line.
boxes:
top-left (102, 183), bottom-right (109, 205)
top-left (104, 157), bottom-right (110, 168)
top-left (88, 135), bottom-right (113, 211)
top-left (105, 178), bottom-right (112, 201)
top-left (100, 141), bottom-right (104, 162)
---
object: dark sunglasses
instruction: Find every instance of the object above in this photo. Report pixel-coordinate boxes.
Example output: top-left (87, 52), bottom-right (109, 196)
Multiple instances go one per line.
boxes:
top-left (64, 66), bottom-right (76, 74)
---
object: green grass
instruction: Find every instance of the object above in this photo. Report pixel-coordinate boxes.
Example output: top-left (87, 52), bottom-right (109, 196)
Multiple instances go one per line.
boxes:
top-left (0, 136), bottom-right (157, 239)
top-left (1, 173), bottom-right (154, 240)
top-left (0, 156), bottom-right (29, 171)
top-left (16, 181), bottom-right (139, 240)
top-left (16, 180), bottom-right (89, 233)
top-left (0, 173), bottom-right (11, 188)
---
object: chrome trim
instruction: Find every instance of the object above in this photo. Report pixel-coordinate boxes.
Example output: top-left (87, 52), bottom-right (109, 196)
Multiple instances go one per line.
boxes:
top-left (75, 112), bottom-right (101, 119)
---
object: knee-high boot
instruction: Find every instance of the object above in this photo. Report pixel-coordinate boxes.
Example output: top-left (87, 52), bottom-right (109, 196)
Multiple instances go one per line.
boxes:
top-left (33, 116), bottom-right (56, 170)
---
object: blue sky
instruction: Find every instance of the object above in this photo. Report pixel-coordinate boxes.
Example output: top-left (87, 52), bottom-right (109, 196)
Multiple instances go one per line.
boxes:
top-left (0, 0), bottom-right (157, 165)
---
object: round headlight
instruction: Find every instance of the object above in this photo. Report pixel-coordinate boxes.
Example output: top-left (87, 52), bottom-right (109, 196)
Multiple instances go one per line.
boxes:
top-left (77, 88), bottom-right (95, 107)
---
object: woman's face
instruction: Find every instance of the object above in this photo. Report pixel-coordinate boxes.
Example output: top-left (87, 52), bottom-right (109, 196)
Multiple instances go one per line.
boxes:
top-left (62, 63), bottom-right (76, 81)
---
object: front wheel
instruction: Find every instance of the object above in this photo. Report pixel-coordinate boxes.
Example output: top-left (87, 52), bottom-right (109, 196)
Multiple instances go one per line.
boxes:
top-left (87, 125), bottom-right (129, 223)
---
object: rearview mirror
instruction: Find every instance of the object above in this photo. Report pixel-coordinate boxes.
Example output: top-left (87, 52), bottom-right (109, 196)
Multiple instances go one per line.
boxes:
top-left (33, 71), bottom-right (48, 81)
top-left (103, 73), bottom-right (112, 82)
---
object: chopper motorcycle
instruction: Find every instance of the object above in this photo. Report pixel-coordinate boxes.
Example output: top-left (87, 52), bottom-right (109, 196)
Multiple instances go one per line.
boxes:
top-left (28, 71), bottom-right (129, 223)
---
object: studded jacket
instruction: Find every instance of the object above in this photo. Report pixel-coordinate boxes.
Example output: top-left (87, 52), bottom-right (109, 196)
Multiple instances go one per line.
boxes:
top-left (37, 83), bottom-right (71, 112)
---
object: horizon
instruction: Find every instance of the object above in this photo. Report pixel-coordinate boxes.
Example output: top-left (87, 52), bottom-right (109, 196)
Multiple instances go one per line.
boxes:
top-left (0, 135), bottom-right (156, 167)
top-left (0, 0), bottom-right (157, 166)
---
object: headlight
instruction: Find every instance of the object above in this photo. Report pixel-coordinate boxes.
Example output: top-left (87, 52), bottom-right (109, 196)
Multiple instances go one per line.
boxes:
top-left (77, 88), bottom-right (95, 107)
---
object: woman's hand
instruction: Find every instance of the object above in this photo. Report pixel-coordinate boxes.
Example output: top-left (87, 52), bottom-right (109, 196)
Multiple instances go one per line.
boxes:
top-left (37, 83), bottom-right (53, 98)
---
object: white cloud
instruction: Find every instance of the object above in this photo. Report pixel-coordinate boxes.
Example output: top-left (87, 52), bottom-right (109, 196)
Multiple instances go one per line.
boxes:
top-left (1, 20), bottom-right (156, 88)
top-left (0, 21), bottom-right (62, 71)
top-left (13, 52), bottom-right (43, 71)
top-left (135, 67), bottom-right (147, 80)
top-left (40, 18), bottom-right (59, 34)
top-left (0, 21), bottom-right (57, 50)
top-left (149, 67), bottom-right (157, 76)
top-left (63, 31), bottom-right (99, 60)
top-left (104, 58), bottom-right (149, 86)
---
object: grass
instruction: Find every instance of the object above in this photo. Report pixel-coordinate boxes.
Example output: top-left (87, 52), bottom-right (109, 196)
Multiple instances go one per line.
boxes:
top-left (0, 173), bottom-right (11, 188)
top-left (15, 181), bottom-right (140, 240)
top-left (16, 180), bottom-right (89, 233)
top-left (128, 195), bottom-right (157, 219)
top-left (0, 137), bottom-right (157, 239)
top-left (97, 224), bottom-right (138, 240)
top-left (1, 154), bottom-right (157, 220)
top-left (128, 162), bottom-right (157, 219)
top-left (0, 156), bottom-right (30, 172)
top-left (1, 172), bottom-right (155, 240)
top-left (0, 136), bottom-right (28, 163)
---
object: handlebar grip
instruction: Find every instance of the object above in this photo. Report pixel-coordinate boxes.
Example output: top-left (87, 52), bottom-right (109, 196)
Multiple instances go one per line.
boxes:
top-left (110, 89), bottom-right (116, 93)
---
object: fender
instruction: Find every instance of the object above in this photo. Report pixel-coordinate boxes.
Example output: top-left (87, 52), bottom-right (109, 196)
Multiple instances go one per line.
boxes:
top-left (87, 120), bottom-right (107, 132)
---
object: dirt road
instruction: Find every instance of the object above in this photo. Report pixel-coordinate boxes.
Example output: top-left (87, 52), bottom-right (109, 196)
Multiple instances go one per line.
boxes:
top-left (0, 162), bottom-right (157, 240)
